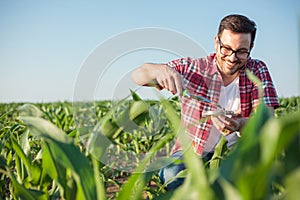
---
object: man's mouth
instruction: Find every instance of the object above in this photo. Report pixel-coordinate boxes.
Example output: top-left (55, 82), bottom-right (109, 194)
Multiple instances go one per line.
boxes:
top-left (225, 61), bottom-right (237, 68)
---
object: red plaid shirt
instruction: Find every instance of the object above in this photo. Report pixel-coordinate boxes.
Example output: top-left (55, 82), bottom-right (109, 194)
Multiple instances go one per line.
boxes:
top-left (167, 53), bottom-right (279, 155)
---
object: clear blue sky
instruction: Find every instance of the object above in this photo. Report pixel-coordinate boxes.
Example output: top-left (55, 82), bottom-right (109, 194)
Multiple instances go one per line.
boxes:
top-left (1, 0), bottom-right (299, 102)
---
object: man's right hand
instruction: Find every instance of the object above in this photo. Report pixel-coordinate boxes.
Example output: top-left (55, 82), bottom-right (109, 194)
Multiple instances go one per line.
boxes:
top-left (131, 63), bottom-right (185, 96)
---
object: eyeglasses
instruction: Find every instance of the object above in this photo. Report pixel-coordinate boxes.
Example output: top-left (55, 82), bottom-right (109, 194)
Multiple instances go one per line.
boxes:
top-left (218, 37), bottom-right (250, 59)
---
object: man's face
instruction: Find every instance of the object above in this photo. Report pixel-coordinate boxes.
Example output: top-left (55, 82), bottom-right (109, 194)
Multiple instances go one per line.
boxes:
top-left (214, 29), bottom-right (252, 77)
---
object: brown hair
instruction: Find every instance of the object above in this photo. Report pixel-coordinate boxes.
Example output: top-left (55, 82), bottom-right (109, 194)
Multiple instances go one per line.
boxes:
top-left (218, 14), bottom-right (257, 48)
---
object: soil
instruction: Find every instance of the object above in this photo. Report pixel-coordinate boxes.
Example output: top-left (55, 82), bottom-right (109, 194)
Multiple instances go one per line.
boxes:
top-left (106, 176), bottom-right (158, 199)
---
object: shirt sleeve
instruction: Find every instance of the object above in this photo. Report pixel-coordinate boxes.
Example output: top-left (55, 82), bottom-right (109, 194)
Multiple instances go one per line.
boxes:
top-left (252, 60), bottom-right (280, 108)
top-left (166, 57), bottom-right (193, 75)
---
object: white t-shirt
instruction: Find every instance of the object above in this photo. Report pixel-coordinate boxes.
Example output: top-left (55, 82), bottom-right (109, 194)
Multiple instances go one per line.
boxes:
top-left (203, 76), bottom-right (241, 153)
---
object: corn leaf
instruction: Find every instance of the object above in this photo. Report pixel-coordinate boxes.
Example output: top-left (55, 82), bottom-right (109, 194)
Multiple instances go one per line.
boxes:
top-left (210, 136), bottom-right (227, 169)
top-left (20, 116), bottom-right (97, 200)
top-left (92, 156), bottom-right (106, 200)
top-left (8, 168), bottom-right (47, 200)
top-left (117, 133), bottom-right (174, 200)
top-left (18, 104), bottom-right (43, 118)
top-left (284, 167), bottom-right (300, 200)
top-left (260, 111), bottom-right (300, 165)
top-left (42, 142), bottom-right (68, 198)
top-left (11, 136), bottom-right (42, 185)
top-left (130, 89), bottom-right (143, 101)
top-left (160, 99), bottom-right (215, 200)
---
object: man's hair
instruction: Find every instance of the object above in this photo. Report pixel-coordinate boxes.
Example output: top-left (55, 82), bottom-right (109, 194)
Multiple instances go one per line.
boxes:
top-left (218, 14), bottom-right (257, 48)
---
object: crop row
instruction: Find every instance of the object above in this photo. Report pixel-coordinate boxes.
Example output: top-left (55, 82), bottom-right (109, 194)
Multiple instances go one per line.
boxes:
top-left (0, 94), bottom-right (299, 199)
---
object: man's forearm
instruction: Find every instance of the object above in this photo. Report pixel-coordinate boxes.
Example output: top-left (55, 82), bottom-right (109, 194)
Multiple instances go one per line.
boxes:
top-left (131, 63), bottom-right (166, 87)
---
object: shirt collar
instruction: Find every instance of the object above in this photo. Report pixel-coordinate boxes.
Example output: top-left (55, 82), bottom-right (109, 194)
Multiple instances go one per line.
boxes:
top-left (208, 53), bottom-right (219, 75)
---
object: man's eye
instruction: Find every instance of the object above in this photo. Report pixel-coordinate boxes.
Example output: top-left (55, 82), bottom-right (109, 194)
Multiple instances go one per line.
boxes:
top-left (237, 51), bottom-right (249, 54)
top-left (222, 47), bottom-right (232, 52)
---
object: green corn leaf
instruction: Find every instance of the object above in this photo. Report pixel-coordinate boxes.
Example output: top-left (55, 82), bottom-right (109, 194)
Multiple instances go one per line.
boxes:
top-left (219, 102), bottom-right (271, 186)
top-left (19, 116), bottom-right (72, 144)
top-left (260, 111), bottom-right (300, 165)
top-left (42, 142), bottom-right (68, 197)
top-left (96, 99), bottom-right (150, 142)
top-left (130, 101), bottom-right (151, 128)
top-left (160, 99), bottom-right (215, 200)
top-left (0, 155), bottom-right (7, 171)
top-left (129, 101), bottom-right (149, 120)
top-left (14, 150), bottom-right (23, 182)
top-left (99, 116), bottom-right (120, 139)
top-left (20, 116), bottom-right (97, 200)
top-left (116, 164), bottom-right (146, 199)
top-left (240, 101), bottom-right (272, 153)
top-left (210, 136), bottom-right (228, 169)
top-left (92, 157), bottom-right (106, 200)
top-left (20, 129), bottom-right (30, 156)
top-left (219, 106), bottom-right (300, 199)
top-left (245, 69), bottom-right (263, 97)
top-left (0, 110), bottom-right (12, 121)
top-left (117, 133), bottom-right (174, 200)
top-left (86, 124), bottom-right (112, 163)
top-left (18, 104), bottom-right (43, 118)
top-left (220, 101), bottom-right (272, 180)
top-left (130, 89), bottom-right (143, 101)
top-left (11, 136), bottom-right (42, 184)
top-left (218, 177), bottom-right (242, 200)
top-left (114, 105), bottom-right (138, 133)
top-left (284, 167), bottom-right (300, 200)
top-left (145, 157), bottom-right (178, 172)
top-left (29, 163), bottom-right (44, 186)
top-left (8, 168), bottom-right (47, 200)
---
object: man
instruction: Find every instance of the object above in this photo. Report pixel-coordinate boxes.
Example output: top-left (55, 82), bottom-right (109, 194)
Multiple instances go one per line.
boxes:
top-left (131, 14), bottom-right (279, 190)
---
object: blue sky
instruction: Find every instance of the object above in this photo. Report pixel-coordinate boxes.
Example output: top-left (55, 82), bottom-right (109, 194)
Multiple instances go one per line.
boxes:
top-left (0, 0), bottom-right (299, 102)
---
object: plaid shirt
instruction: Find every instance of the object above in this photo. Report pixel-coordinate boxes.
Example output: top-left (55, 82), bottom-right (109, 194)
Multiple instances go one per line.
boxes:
top-left (167, 53), bottom-right (279, 155)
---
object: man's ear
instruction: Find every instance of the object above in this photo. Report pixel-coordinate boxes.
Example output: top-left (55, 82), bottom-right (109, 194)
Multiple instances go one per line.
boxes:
top-left (214, 35), bottom-right (218, 49)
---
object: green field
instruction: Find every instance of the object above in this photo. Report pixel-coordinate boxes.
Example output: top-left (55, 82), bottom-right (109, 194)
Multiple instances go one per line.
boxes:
top-left (0, 93), bottom-right (300, 199)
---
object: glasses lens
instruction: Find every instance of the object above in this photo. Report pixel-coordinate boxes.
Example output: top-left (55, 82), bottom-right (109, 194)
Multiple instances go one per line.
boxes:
top-left (236, 51), bottom-right (249, 59)
top-left (220, 46), bottom-right (232, 56)
top-left (220, 46), bottom-right (249, 59)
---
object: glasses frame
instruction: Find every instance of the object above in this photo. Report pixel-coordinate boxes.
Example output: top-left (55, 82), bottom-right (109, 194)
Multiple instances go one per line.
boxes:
top-left (217, 37), bottom-right (251, 59)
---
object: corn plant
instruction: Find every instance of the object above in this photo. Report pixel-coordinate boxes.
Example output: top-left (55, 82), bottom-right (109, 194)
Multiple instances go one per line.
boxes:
top-left (0, 90), bottom-right (299, 199)
top-left (112, 71), bottom-right (300, 199)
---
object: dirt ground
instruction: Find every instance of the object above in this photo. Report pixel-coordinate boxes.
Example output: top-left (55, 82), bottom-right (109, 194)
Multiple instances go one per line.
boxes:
top-left (106, 176), bottom-right (158, 199)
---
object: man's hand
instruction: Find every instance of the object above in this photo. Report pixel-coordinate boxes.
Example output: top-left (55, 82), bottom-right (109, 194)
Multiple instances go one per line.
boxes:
top-left (222, 116), bottom-right (248, 136)
top-left (214, 106), bottom-right (275, 136)
top-left (155, 65), bottom-right (185, 96)
top-left (211, 114), bottom-right (247, 136)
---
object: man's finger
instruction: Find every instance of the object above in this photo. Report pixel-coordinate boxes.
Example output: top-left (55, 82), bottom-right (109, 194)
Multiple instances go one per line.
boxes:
top-left (174, 77), bottom-right (183, 96)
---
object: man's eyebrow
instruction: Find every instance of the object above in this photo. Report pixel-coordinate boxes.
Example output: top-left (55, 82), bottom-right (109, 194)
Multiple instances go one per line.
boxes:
top-left (237, 47), bottom-right (250, 51)
top-left (223, 43), bottom-right (249, 51)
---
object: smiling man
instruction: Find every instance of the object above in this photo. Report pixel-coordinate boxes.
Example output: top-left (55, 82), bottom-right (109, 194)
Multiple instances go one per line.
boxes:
top-left (131, 14), bottom-right (279, 190)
